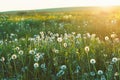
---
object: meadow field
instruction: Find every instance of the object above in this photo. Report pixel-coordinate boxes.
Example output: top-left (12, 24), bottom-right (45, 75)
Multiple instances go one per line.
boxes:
top-left (0, 7), bottom-right (120, 80)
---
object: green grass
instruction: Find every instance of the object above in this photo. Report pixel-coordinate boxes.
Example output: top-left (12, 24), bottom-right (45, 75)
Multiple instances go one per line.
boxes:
top-left (0, 7), bottom-right (120, 80)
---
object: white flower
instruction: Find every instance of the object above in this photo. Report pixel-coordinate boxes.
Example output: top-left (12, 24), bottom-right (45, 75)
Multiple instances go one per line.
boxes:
top-left (90, 71), bottom-right (95, 76)
top-left (57, 37), bottom-right (62, 42)
top-left (11, 54), bottom-right (17, 60)
top-left (41, 63), bottom-right (46, 69)
top-left (34, 57), bottom-right (40, 62)
top-left (18, 50), bottom-right (24, 55)
top-left (97, 70), bottom-right (103, 75)
top-left (111, 33), bottom-right (117, 39)
top-left (84, 46), bottom-right (90, 53)
top-left (29, 50), bottom-right (35, 54)
top-left (60, 65), bottom-right (67, 70)
top-left (56, 70), bottom-right (65, 77)
top-left (105, 36), bottom-right (109, 41)
top-left (53, 49), bottom-right (59, 53)
top-left (90, 59), bottom-right (96, 64)
top-left (15, 47), bottom-right (20, 51)
top-left (112, 57), bottom-right (118, 63)
top-left (63, 43), bottom-right (67, 48)
top-left (34, 63), bottom-right (39, 68)
top-left (0, 57), bottom-right (5, 62)
top-left (40, 31), bottom-right (44, 35)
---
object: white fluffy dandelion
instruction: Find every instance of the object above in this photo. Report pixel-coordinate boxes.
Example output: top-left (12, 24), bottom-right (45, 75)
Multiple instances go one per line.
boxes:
top-left (90, 59), bottom-right (96, 64)
top-left (56, 70), bottom-right (65, 77)
top-left (90, 71), bottom-right (95, 76)
top-left (29, 50), bottom-right (35, 54)
top-left (84, 46), bottom-right (90, 53)
top-left (0, 57), bottom-right (5, 62)
top-left (41, 63), bottom-right (46, 69)
top-left (34, 63), bottom-right (39, 68)
top-left (97, 70), bottom-right (103, 75)
top-left (57, 37), bottom-right (63, 42)
top-left (105, 36), bottom-right (109, 41)
top-left (112, 57), bottom-right (118, 63)
top-left (11, 54), bottom-right (17, 60)
top-left (18, 50), bottom-right (24, 55)
top-left (111, 33), bottom-right (117, 39)
top-left (63, 43), bottom-right (67, 48)
top-left (60, 65), bottom-right (67, 70)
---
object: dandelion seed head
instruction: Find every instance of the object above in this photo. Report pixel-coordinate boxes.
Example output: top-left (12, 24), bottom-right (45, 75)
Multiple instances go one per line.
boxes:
top-left (56, 70), bottom-right (65, 77)
top-left (18, 50), bottom-right (23, 55)
top-left (29, 50), bottom-right (35, 54)
top-left (60, 65), bottom-right (67, 70)
top-left (111, 33), bottom-right (117, 39)
top-left (63, 43), bottom-right (67, 48)
top-left (11, 54), bottom-right (17, 60)
top-left (90, 71), bottom-right (95, 76)
top-left (90, 59), bottom-right (96, 64)
top-left (97, 70), bottom-right (103, 75)
top-left (34, 63), bottom-right (39, 68)
top-left (0, 57), bottom-right (5, 62)
top-left (105, 36), bottom-right (109, 41)
top-left (84, 46), bottom-right (90, 53)
top-left (40, 63), bottom-right (46, 70)
top-left (112, 57), bottom-right (118, 63)
top-left (57, 37), bottom-right (62, 42)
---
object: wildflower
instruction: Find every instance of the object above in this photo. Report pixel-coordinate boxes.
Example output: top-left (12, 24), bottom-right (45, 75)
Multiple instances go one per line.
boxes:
top-left (90, 59), bottom-right (96, 64)
top-left (34, 63), bottom-right (39, 69)
top-left (18, 50), bottom-right (24, 55)
top-left (111, 33), bottom-right (117, 39)
top-left (11, 54), bottom-right (17, 60)
top-left (53, 48), bottom-right (59, 53)
top-left (60, 65), bottom-right (67, 70)
top-left (34, 57), bottom-right (40, 62)
top-left (56, 70), bottom-right (65, 77)
top-left (41, 63), bottom-right (46, 69)
top-left (112, 57), bottom-right (118, 63)
top-left (90, 71), bottom-right (95, 76)
top-left (84, 46), bottom-right (90, 53)
top-left (57, 37), bottom-right (62, 42)
top-left (15, 47), bottom-right (20, 51)
top-left (63, 43), bottom-right (67, 48)
top-left (97, 70), bottom-right (103, 75)
top-left (0, 57), bottom-right (5, 62)
top-left (40, 31), bottom-right (44, 35)
top-left (29, 50), bottom-right (35, 54)
top-left (105, 36), bottom-right (109, 41)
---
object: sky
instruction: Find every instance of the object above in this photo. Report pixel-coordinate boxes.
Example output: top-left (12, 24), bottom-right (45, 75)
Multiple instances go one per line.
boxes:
top-left (0, 0), bottom-right (120, 12)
